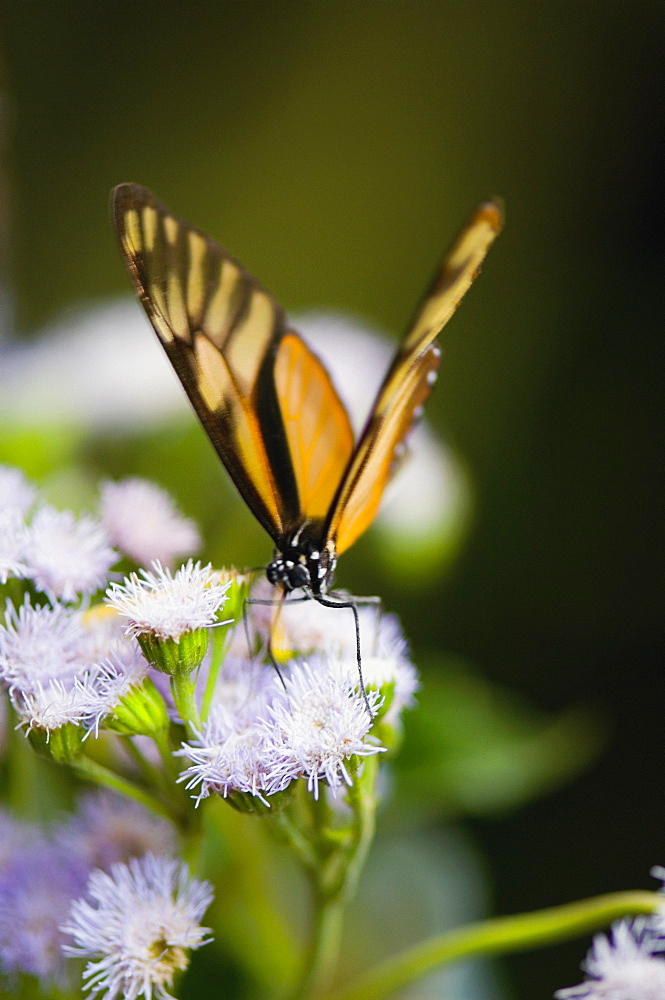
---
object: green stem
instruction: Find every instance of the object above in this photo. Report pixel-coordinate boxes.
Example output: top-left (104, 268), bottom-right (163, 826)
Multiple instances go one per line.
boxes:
top-left (291, 890), bottom-right (346, 1000)
top-left (201, 624), bottom-right (228, 722)
top-left (330, 890), bottom-right (661, 1000)
top-left (72, 755), bottom-right (174, 820)
top-left (289, 757), bottom-right (380, 1000)
top-left (121, 734), bottom-right (170, 792)
top-left (170, 668), bottom-right (202, 731)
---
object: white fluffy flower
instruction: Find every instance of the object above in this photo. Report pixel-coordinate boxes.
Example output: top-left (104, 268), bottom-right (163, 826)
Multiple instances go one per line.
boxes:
top-left (556, 920), bottom-right (665, 1000)
top-left (0, 464), bottom-right (36, 514)
top-left (0, 508), bottom-right (30, 583)
top-left (263, 659), bottom-right (384, 798)
top-left (105, 561), bottom-right (230, 641)
top-left (62, 854), bottom-right (213, 1000)
top-left (100, 478), bottom-right (200, 568)
top-left (12, 677), bottom-right (91, 733)
top-left (0, 598), bottom-right (88, 691)
top-left (25, 506), bottom-right (117, 602)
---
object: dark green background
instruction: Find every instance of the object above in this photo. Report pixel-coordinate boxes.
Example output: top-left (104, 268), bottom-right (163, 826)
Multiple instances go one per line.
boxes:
top-left (2, 3), bottom-right (664, 996)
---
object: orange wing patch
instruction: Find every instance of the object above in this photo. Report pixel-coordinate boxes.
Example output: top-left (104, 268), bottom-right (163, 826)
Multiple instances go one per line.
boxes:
top-left (274, 332), bottom-right (354, 522)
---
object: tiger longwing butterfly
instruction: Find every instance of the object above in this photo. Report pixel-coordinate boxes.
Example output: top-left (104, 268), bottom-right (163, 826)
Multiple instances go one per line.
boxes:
top-left (111, 184), bottom-right (501, 602)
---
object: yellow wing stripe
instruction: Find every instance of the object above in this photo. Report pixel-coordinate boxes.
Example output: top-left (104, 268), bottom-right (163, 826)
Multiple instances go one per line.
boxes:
top-left (163, 214), bottom-right (179, 245)
top-left (403, 200), bottom-right (502, 354)
top-left (187, 231), bottom-right (208, 321)
top-left (204, 259), bottom-right (243, 344)
top-left (142, 205), bottom-right (158, 252)
top-left (193, 335), bottom-right (282, 528)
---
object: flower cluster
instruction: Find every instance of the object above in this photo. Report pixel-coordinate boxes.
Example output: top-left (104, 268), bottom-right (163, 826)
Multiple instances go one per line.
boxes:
top-left (0, 462), bottom-right (417, 805)
top-left (0, 462), bottom-right (420, 997)
top-left (0, 793), bottom-right (210, 995)
top-left (557, 869), bottom-right (665, 999)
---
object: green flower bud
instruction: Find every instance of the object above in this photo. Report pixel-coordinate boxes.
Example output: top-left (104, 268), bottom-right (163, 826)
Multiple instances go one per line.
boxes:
top-left (138, 626), bottom-right (209, 676)
top-left (104, 677), bottom-right (170, 736)
top-left (28, 721), bottom-right (83, 763)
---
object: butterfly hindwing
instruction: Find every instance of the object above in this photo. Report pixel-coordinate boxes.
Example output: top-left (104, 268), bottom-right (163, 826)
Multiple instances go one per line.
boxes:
top-left (274, 332), bottom-right (354, 525)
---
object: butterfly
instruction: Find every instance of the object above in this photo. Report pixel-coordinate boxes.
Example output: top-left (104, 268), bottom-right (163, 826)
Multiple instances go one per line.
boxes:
top-left (112, 184), bottom-right (501, 606)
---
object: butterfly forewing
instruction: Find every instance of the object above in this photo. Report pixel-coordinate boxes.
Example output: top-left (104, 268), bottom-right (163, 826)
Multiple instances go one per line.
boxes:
top-left (113, 183), bottom-right (290, 540)
top-left (112, 183), bottom-right (358, 548)
top-left (326, 200), bottom-right (503, 555)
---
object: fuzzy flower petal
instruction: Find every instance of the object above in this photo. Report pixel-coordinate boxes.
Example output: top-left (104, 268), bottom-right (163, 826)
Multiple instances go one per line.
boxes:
top-left (263, 659), bottom-right (384, 799)
top-left (0, 508), bottom-right (30, 583)
top-left (0, 598), bottom-right (88, 691)
top-left (12, 677), bottom-right (91, 733)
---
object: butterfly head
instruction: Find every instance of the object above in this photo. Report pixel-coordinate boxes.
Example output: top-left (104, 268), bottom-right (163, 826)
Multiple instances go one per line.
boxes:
top-left (266, 529), bottom-right (337, 597)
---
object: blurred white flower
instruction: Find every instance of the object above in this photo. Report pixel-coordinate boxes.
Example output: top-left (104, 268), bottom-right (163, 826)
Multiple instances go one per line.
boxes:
top-left (0, 464), bottom-right (36, 514)
top-left (25, 506), bottom-right (117, 602)
top-left (0, 298), bottom-right (186, 430)
top-left (556, 920), bottom-right (665, 1000)
top-left (100, 477), bottom-right (200, 567)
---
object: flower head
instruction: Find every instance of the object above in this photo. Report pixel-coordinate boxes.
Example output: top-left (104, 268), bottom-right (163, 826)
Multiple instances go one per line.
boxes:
top-left (179, 654), bottom-right (385, 805)
top-left (263, 658), bottom-right (384, 798)
top-left (105, 561), bottom-right (230, 642)
top-left (25, 506), bottom-right (117, 602)
top-left (556, 920), bottom-right (665, 1000)
top-left (62, 854), bottom-right (213, 1000)
top-left (0, 598), bottom-right (88, 691)
top-left (100, 478), bottom-right (200, 568)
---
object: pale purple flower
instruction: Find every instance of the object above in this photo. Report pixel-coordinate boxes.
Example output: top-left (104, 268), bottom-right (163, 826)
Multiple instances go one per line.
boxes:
top-left (0, 838), bottom-right (88, 982)
top-left (179, 721), bottom-right (274, 805)
top-left (555, 920), bottom-right (665, 1000)
top-left (62, 854), bottom-right (213, 1000)
top-left (57, 792), bottom-right (176, 873)
top-left (0, 464), bottom-right (36, 514)
top-left (12, 676), bottom-right (91, 733)
top-left (25, 506), bottom-right (117, 602)
top-left (179, 637), bottom-right (390, 804)
top-left (100, 478), bottom-right (200, 568)
top-left (0, 598), bottom-right (88, 691)
top-left (105, 561), bottom-right (230, 641)
top-left (81, 644), bottom-right (151, 735)
top-left (262, 659), bottom-right (384, 799)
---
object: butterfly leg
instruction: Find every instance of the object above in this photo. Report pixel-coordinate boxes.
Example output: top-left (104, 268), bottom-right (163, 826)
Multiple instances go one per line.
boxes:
top-left (315, 594), bottom-right (375, 719)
